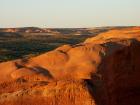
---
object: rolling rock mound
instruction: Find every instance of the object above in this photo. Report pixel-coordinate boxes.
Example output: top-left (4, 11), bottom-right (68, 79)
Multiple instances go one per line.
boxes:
top-left (0, 27), bottom-right (140, 105)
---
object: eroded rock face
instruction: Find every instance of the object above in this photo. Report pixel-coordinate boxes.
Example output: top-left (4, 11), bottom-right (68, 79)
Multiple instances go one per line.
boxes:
top-left (0, 27), bottom-right (140, 105)
top-left (97, 40), bottom-right (140, 105)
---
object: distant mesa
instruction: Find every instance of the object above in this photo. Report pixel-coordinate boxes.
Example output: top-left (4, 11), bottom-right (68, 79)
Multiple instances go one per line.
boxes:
top-left (0, 27), bottom-right (52, 33)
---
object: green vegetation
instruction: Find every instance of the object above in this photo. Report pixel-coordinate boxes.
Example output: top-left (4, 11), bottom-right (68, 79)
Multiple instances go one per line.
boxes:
top-left (0, 34), bottom-right (90, 62)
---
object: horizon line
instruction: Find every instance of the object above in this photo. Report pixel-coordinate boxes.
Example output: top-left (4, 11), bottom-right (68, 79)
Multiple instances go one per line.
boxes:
top-left (0, 25), bottom-right (139, 29)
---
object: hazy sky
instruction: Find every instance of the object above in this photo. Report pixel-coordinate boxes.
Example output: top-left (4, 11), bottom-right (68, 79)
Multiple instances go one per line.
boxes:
top-left (0, 0), bottom-right (140, 28)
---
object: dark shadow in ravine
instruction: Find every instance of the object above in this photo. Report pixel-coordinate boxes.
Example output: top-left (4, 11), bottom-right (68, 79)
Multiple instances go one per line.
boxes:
top-left (84, 76), bottom-right (108, 105)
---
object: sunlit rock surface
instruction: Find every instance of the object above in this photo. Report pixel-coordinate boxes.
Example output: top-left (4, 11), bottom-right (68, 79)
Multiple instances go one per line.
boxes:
top-left (0, 27), bottom-right (140, 105)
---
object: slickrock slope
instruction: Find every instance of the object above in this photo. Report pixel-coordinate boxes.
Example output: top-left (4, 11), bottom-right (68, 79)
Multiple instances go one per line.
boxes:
top-left (0, 27), bottom-right (140, 105)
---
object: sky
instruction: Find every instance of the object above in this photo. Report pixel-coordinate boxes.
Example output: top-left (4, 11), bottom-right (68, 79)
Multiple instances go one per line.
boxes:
top-left (0, 0), bottom-right (140, 28)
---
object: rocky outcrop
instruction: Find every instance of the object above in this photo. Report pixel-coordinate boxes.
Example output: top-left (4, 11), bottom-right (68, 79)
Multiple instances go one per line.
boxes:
top-left (0, 27), bottom-right (140, 105)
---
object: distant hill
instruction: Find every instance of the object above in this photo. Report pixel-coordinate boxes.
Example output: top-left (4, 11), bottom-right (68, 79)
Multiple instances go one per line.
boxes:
top-left (0, 26), bottom-right (137, 35)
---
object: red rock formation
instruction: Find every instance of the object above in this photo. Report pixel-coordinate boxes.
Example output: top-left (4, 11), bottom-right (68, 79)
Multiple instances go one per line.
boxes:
top-left (5, 28), bottom-right (17, 32)
top-left (0, 27), bottom-right (140, 105)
